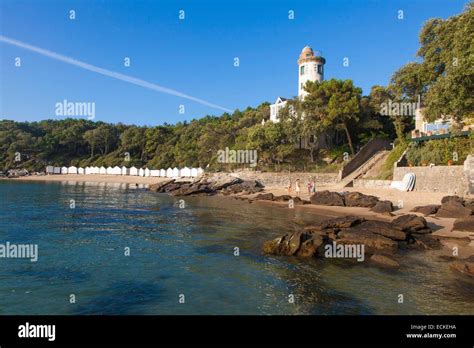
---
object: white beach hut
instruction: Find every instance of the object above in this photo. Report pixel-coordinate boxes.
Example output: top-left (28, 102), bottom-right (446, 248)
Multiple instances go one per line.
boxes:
top-left (150, 170), bottom-right (160, 177)
top-left (61, 166), bottom-right (68, 174)
top-left (106, 166), bottom-right (114, 175)
top-left (99, 166), bottom-right (107, 175)
top-left (46, 166), bottom-right (54, 175)
top-left (166, 168), bottom-right (173, 178)
top-left (138, 168), bottom-right (145, 177)
top-left (180, 167), bottom-right (191, 177)
top-left (85, 167), bottom-right (92, 175)
top-left (93, 166), bottom-right (100, 174)
top-left (190, 168), bottom-right (198, 177)
top-left (121, 166), bottom-right (129, 176)
top-left (144, 168), bottom-right (151, 177)
top-left (111, 166), bottom-right (122, 175)
top-left (197, 167), bottom-right (204, 176)
top-left (67, 166), bottom-right (77, 174)
top-left (130, 166), bottom-right (138, 176)
top-left (160, 169), bottom-right (166, 177)
top-left (53, 167), bottom-right (61, 174)
top-left (172, 167), bottom-right (180, 178)
top-left (78, 167), bottom-right (85, 175)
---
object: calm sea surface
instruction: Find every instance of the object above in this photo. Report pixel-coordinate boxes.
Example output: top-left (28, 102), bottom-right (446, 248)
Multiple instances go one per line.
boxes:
top-left (0, 180), bottom-right (472, 315)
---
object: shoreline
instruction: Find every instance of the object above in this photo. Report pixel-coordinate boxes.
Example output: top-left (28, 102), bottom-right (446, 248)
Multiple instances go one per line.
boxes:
top-left (5, 174), bottom-right (473, 254)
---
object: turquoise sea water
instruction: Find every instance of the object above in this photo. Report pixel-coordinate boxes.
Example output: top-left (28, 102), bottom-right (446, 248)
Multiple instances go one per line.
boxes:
top-left (0, 180), bottom-right (472, 315)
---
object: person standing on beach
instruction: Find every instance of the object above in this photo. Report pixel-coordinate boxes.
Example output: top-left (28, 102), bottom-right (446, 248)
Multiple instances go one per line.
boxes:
top-left (295, 179), bottom-right (300, 197)
top-left (307, 179), bottom-right (312, 194)
top-left (287, 179), bottom-right (292, 193)
top-left (312, 179), bottom-right (316, 193)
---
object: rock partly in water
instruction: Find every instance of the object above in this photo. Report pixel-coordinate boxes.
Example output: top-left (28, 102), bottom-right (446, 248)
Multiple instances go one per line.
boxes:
top-left (224, 180), bottom-right (263, 194)
top-left (449, 259), bottom-right (474, 278)
top-left (353, 220), bottom-right (407, 241)
top-left (337, 229), bottom-right (398, 255)
top-left (310, 190), bottom-right (345, 206)
top-left (262, 231), bottom-right (324, 257)
top-left (254, 193), bottom-right (275, 201)
top-left (343, 192), bottom-right (379, 208)
top-left (149, 179), bottom-right (175, 192)
top-left (370, 200), bottom-right (393, 215)
top-left (411, 205), bottom-right (440, 216)
top-left (407, 234), bottom-right (442, 250)
top-left (273, 195), bottom-right (292, 201)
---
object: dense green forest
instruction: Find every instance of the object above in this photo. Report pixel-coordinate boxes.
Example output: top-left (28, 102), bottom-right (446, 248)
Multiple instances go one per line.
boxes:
top-left (1, 3), bottom-right (472, 173)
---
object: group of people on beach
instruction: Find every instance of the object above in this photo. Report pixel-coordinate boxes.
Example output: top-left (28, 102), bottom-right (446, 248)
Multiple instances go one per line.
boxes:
top-left (287, 178), bottom-right (316, 196)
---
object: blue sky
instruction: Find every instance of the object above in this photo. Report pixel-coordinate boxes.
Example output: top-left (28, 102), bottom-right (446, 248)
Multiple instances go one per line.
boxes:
top-left (0, 0), bottom-right (468, 126)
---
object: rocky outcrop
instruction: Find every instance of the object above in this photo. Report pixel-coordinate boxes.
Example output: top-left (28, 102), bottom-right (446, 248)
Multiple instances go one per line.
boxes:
top-left (310, 190), bottom-right (345, 206)
top-left (407, 234), bottom-right (442, 250)
top-left (452, 217), bottom-right (474, 232)
top-left (436, 196), bottom-right (473, 218)
top-left (149, 179), bottom-right (175, 192)
top-left (411, 205), bottom-right (440, 216)
top-left (343, 192), bottom-right (379, 208)
top-left (222, 180), bottom-right (263, 194)
top-left (352, 220), bottom-right (407, 241)
top-left (262, 213), bottom-right (441, 266)
top-left (273, 195), bottom-right (292, 201)
top-left (262, 231), bottom-right (325, 257)
top-left (392, 214), bottom-right (431, 234)
top-left (148, 173), bottom-right (264, 197)
top-left (449, 257), bottom-right (474, 278)
top-left (337, 229), bottom-right (398, 255)
top-left (254, 193), bottom-right (274, 201)
top-left (370, 200), bottom-right (393, 215)
top-left (304, 216), bottom-right (364, 231)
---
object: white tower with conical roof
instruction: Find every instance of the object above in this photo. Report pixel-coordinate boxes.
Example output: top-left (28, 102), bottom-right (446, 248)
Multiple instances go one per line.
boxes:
top-left (297, 46), bottom-right (325, 98)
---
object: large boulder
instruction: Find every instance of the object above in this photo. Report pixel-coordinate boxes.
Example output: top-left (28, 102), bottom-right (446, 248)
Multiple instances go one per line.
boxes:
top-left (441, 195), bottom-right (464, 204)
top-left (452, 217), bottom-right (474, 232)
top-left (370, 200), bottom-right (393, 215)
top-left (169, 182), bottom-right (213, 196)
top-left (353, 220), bottom-right (407, 241)
top-left (392, 214), bottom-right (430, 234)
top-left (254, 193), bottom-right (274, 201)
top-left (436, 200), bottom-right (472, 218)
top-left (337, 229), bottom-right (398, 255)
top-left (273, 195), bottom-right (292, 201)
top-left (148, 179), bottom-right (175, 192)
top-left (310, 191), bottom-right (345, 206)
top-left (305, 216), bottom-right (364, 231)
top-left (449, 259), bottom-right (474, 278)
top-left (262, 231), bottom-right (324, 257)
top-left (411, 205), bottom-right (440, 216)
top-left (407, 235), bottom-right (442, 250)
top-left (343, 192), bottom-right (379, 208)
top-left (224, 180), bottom-right (263, 194)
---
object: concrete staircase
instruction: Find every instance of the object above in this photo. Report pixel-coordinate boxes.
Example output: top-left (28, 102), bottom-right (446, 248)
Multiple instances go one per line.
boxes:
top-left (336, 150), bottom-right (389, 188)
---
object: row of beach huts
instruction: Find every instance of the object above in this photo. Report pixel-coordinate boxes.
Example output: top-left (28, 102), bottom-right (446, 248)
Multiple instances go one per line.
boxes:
top-left (45, 166), bottom-right (204, 178)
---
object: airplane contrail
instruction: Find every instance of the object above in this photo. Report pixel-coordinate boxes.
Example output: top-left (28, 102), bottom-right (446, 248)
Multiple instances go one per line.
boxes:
top-left (0, 35), bottom-right (233, 113)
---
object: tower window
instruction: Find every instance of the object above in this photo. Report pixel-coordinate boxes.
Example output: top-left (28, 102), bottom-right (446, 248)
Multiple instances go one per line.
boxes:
top-left (317, 64), bottom-right (323, 74)
top-left (300, 65), bottom-right (305, 75)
